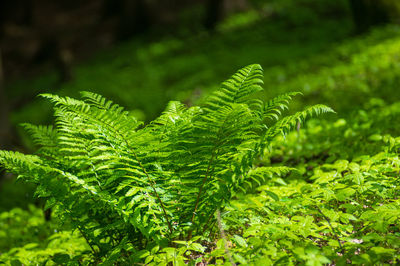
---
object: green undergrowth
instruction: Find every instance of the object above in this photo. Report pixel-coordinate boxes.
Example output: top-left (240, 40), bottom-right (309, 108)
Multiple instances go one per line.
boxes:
top-left (1, 63), bottom-right (400, 264)
top-left (221, 100), bottom-right (400, 265)
top-left (222, 145), bottom-right (400, 265)
top-left (9, 24), bottom-right (400, 150)
top-left (0, 64), bottom-right (334, 264)
top-left (7, 0), bottom-right (352, 129)
top-left (264, 25), bottom-right (400, 112)
top-left (268, 98), bottom-right (400, 174)
top-left (0, 205), bottom-right (90, 264)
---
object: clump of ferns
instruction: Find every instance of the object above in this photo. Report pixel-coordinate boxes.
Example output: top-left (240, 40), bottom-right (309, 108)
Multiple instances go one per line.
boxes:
top-left (0, 64), bottom-right (333, 257)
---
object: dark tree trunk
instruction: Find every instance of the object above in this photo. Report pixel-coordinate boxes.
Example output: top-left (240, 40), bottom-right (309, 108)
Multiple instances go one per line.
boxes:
top-left (0, 0), bottom-right (33, 28)
top-left (204, 0), bottom-right (224, 31)
top-left (349, 0), bottom-right (390, 33)
top-left (102, 0), bottom-right (151, 40)
top-left (32, 38), bottom-right (73, 84)
top-left (0, 48), bottom-right (11, 151)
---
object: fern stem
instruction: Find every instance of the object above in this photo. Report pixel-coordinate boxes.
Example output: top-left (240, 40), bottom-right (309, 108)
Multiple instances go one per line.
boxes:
top-left (200, 206), bottom-right (219, 239)
top-left (132, 151), bottom-right (174, 234)
top-left (189, 110), bottom-right (232, 239)
top-left (77, 225), bottom-right (98, 256)
top-left (59, 202), bottom-right (100, 256)
top-left (201, 208), bottom-right (215, 233)
top-left (188, 150), bottom-right (216, 240)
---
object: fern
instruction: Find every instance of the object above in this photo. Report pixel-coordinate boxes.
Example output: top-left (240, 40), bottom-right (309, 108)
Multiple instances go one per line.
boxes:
top-left (0, 64), bottom-right (333, 262)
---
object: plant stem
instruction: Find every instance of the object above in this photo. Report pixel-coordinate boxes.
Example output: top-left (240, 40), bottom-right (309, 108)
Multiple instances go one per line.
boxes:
top-left (188, 151), bottom-right (216, 239)
top-left (216, 208), bottom-right (236, 266)
top-left (77, 225), bottom-right (98, 255)
top-left (132, 150), bottom-right (173, 234)
top-left (315, 205), bottom-right (343, 251)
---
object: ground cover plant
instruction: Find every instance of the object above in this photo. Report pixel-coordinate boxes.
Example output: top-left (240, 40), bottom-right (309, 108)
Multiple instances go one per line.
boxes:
top-left (220, 129), bottom-right (400, 265)
top-left (0, 64), bottom-right (334, 264)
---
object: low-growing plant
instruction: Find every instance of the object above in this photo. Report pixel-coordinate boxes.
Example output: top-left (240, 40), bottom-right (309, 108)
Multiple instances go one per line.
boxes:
top-left (218, 141), bottom-right (400, 265)
top-left (0, 64), bottom-right (332, 264)
top-left (0, 204), bottom-right (91, 265)
top-left (267, 98), bottom-right (400, 177)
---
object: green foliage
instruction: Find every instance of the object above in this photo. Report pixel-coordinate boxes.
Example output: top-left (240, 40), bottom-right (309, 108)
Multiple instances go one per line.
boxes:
top-left (1, 230), bottom-right (90, 265)
top-left (204, 96), bottom-right (400, 265)
top-left (0, 205), bottom-right (52, 253)
top-left (263, 25), bottom-right (400, 113)
top-left (7, 1), bottom-right (351, 130)
top-left (268, 98), bottom-right (400, 175)
top-left (0, 65), bottom-right (331, 263)
top-left (0, 177), bottom-right (35, 212)
top-left (215, 142), bottom-right (400, 265)
top-left (0, 205), bottom-right (90, 265)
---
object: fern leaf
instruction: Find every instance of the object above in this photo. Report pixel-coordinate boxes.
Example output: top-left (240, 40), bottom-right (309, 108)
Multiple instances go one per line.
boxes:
top-left (21, 123), bottom-right (59, 158)
top-left (204, 64), bottom-right (263, 113)
top-left (265, 104), bottom-right (335, 139)
top-left (262, 92), bottom-right (302, 121)
top-left (246, 166), bottom-right (296, 186)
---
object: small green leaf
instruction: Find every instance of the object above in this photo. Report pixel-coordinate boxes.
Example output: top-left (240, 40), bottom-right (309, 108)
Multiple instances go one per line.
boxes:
top-left (10, 260), bottom-right (22, 266)
top-left (23, 243), bottom-right (39, 250)
top-left (173, 240), bottom-right (188, 245)
top-left (265, 190), bottom-right (280, 201)
top-left (125, 187), bottom-right (140, 197)
top-left (52, 254), bottom-right (71, 264)
top-left (233, 235), bottom-right (248, 248)
top-left (370, 247), bottom-right (396, 254)
top-left (233, 253), bottom-right (248, 264)
top-left (151, 245), bottom-right (160, 254)
top-left (335, 187), bottom-right (356, 201)
top-left (190, 243), bottom-right (205, 253)
top-left (368, 134), bottom-right (382, 141)
top-left (145, 255), bottom-right (154, 264)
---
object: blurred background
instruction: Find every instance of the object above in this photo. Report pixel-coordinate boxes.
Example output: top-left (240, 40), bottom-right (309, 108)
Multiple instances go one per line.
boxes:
top-left (0, 0), bottom-right (400, 211)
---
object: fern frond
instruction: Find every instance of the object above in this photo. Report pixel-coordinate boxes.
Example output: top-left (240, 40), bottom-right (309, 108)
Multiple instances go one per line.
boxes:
top-left (0, 64), bottom-right (334, 256)
top-left (21, 123), bottom-right (59, 158)
top-left (204, 64), bottom-right (263, 113)
top-left (42, 93), bottom-right (141, 148)
top-left (42, 92), bottom-right (174, 237)
top-left (0, 150), bottom-right (42, 180)
top-left (179, 65), bottom-right (265, 231)
top-left (40, 93), bottom-right (86, 107)
top-left (263, 92), bottom-right (302, 121)
top-left (245, 166), bottom-right (296, 187)
top-left (265, 104), bottom-right (335, 139)
top-left (154, 101), bottom-right (188, 125)
top-left (81, 91), bottom-right (125, 112)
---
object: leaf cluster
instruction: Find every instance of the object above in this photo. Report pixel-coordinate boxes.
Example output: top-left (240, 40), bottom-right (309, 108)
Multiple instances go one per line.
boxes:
top-left (0, 64), bottom-right (332, 264)
top-left (217, 141), bottom-right (400, 265)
